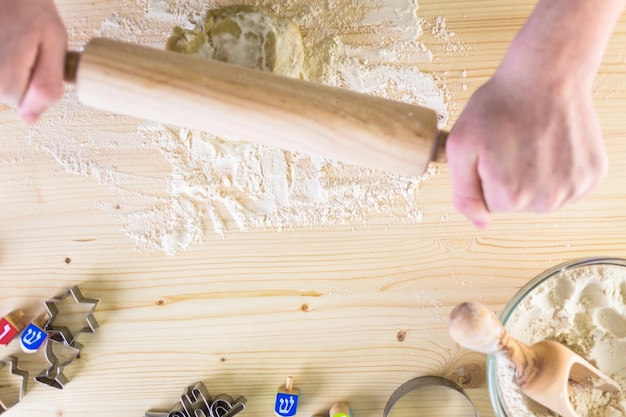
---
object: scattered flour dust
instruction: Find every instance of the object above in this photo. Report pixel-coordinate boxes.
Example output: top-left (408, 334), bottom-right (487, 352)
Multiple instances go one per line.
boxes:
top-left (30, 0), bottom-right (467, 255)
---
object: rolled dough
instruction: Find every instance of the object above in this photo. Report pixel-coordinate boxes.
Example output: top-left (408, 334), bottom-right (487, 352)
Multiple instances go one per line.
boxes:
top-left (166, 5), bottom-right (305, 78)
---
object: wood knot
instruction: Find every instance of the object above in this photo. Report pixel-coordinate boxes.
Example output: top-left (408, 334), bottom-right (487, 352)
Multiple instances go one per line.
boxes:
top-left (156, 299), bottom-right (166, 306)
top-left (300, 303), bottom-right (309, 312)
top-left (444, 352), bottom-right (487, 388)
top-left (396, 330), bottom-right (407, 342)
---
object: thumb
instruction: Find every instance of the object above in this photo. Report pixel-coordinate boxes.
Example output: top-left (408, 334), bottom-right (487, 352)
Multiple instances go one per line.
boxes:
top-left (447, 136), bottom-right (492, 229)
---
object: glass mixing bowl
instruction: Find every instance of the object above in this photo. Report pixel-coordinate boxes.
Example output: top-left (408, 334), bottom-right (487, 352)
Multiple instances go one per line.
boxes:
top-left (486, 257), bottom-right (626, 417)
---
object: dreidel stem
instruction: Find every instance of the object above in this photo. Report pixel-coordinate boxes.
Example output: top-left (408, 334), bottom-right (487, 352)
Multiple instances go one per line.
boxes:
top-left (330, 402), bottom-right (352, 417)
top-left (32, 312), bottom-right (51, 329)
top-left (6, 310), bottom-right (25, 325)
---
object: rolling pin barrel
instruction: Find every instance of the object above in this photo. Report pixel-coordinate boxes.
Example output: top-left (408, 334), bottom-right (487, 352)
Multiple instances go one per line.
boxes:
top-left (65, 38), bottom-right (446, 176)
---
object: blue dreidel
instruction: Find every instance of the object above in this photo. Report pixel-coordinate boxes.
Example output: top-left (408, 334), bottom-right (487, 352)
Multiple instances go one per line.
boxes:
top-left (330, 402), bottom-right (352, 417)
top-left (274, 376), bottom-right (299, 417)
top-left (20, 313), bottom-right (50, 353)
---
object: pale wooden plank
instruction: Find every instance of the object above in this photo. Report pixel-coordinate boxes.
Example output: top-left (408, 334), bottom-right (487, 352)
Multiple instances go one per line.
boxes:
top-left (1, 0), bottom-right (626, 416)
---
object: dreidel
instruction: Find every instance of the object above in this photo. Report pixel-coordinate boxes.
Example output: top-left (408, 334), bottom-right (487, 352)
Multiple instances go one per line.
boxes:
top-left (0, 310), bottom-right (25, 345)
top-left (274, 376), bottom-right (299, 417)
top-left (20, 313), bottom-right (50, 353)
top-left (329, 402), bottom-right (352, 417)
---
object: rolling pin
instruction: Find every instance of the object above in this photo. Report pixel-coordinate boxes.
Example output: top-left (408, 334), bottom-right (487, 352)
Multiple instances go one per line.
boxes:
top-left (64, 38), bottom-right (448, 177)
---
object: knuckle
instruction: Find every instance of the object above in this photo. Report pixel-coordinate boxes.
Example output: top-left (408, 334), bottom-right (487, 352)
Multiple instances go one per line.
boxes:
top-left (453, 194), bottom-right (474, 215)
top-left (496, 188), bottom-right (525, 211)
top-left (532, 198), bottom-right (560, 214)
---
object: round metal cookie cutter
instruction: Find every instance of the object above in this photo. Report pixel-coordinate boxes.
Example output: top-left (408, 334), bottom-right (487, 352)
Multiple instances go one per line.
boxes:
top-left (383, 376), bottom-right (479, 417)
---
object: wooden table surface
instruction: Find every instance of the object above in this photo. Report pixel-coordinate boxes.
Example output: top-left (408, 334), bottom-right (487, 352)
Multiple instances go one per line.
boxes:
top-left (2, 0), bottom-right (626, 416)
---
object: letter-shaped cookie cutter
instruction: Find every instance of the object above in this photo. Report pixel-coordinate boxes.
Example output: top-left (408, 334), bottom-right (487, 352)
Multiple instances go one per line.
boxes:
top-left (44, 285), bottom-right (99, 347)
top-left (34, 339), bottom-right (81, 390)
top-left (144, 381), bottom-right (247, 417)
top-left (0, 356), bottom-right (28, 414)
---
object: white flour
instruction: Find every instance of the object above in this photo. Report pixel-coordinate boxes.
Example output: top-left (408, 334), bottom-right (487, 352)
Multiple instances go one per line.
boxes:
top-left (496, 264), bottom-right (626, 417)
top-left (30, 0), bottom-right (466, 255)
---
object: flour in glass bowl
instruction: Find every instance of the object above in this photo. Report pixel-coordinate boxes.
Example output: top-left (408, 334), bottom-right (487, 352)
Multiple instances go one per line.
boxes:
top-left (496, 264), bottom-right (626, 417)
top-left (29, 0), bottom-right (467, 255)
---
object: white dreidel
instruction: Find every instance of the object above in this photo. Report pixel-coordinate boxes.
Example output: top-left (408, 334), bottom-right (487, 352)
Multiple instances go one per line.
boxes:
top-left (20, 313), bottom-right (50, 353)
top-left (274, 376), bottom-right (300, 417)
top-left (0, 310), bottom-right (25, 346)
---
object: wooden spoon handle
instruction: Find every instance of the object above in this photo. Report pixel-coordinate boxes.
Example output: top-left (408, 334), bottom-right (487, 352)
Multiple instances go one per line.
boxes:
top-left (64, 38), bottom-right (446, 177)
top-left (448, 302), bottom-right (540, 386)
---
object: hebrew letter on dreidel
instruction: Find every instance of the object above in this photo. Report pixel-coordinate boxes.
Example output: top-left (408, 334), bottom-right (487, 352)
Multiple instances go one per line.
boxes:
top-left (278, 395), bottom-right (298, 416)
top-left (20, 323), bottom-right (47, 353)
top-left (0, 324), bottom-right (11, 340)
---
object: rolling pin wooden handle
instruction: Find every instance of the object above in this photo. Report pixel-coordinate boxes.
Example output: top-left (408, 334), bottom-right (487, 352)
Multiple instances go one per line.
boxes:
top-left (449, 302), bottom-right (540, 386)
top-left (434, 130), bottom-right (448, 164)
top-left (64, 38), bottom-right (445, 177)
top-left (64, 51), bottom-right (81, 83)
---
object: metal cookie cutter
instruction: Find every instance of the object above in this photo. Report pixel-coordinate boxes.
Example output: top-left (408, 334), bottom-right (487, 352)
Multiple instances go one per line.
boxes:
top-left (383, 376), bottom-right (479, 417)
top-left (44, 285), bottom-right (99, 347)
top-left (34, 339), bottom-right (81, 390)
top-left (0, 356), bottom-right (28, 414)
top-left (145, 381), bottom-right (247, 417)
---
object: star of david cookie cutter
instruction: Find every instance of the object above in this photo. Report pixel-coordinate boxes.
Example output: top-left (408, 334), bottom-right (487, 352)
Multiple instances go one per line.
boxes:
top-left (34, 339), bottom-right (82, 390)
top-left (144, 381), bottom-right (247, 417)
top-left (44, 285), bottom-right (99, 347)
top-left (0, 356), bottom-right (28, 414)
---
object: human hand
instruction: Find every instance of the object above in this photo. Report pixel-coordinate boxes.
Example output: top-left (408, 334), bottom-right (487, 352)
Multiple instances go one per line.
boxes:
top-left (444, 0), bottom-right (625, 229)
top-left (0, 0), bottom-right (67, 124)
top-left (446, 68), bottom-right (608, 228)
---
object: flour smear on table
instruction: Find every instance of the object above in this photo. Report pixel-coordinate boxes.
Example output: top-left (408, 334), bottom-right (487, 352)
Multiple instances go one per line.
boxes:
top-left (30, 0), bottom-right (467, 255)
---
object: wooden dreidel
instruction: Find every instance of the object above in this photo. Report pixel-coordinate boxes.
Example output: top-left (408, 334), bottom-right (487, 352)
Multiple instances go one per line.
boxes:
top-left (0, 310), bottom-right (25, 345)
top-left (274, 376), bottom-right (299, 417)
top-left (20, 313), bottom-right (50, 353)
top-left (329, 402), bottom-right (352, 417)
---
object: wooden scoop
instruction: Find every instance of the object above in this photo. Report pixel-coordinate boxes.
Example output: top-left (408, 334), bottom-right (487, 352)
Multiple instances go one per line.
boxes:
top-left (448, 301), bottom-right (621, 417)
top-left (63, 38), bottom-right (447, 178)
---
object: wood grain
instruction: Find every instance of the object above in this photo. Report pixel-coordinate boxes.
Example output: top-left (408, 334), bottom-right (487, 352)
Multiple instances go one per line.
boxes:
top-left (1, 0), bottom-right (626, 417)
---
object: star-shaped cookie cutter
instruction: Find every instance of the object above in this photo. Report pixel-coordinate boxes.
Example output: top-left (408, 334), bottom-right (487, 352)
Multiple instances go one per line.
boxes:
top-left (44, 285), bottom-right (99, 347)
top-left (34, 339), bottom-right (81, 390)
top-left (0, 356), bottom-right (28, 414)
